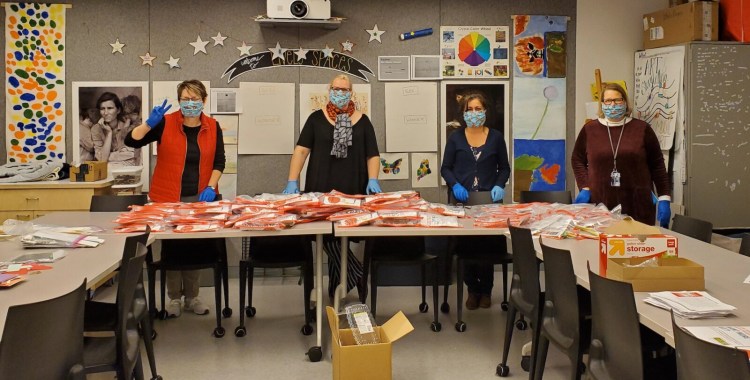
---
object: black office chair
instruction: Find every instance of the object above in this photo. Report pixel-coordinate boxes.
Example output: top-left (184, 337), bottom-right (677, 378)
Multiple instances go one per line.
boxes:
top-left (84, 244), bottom-right (148, 379)
top-left (362, 236), bottom-right (441, 332)
top-left (586, 266), bottom-right (644, 380)
top-left (89, 194), bottom-right (149, 212)
top-left (497, 224), bottom-right (543, 378)
top-left (533, 241), bottom-right (591, 380)
top-left (234, 236), bottom-right (315, 338)
top-left (0, 280), bottom-right (86, 380)
top-left (671, 214), bottom-right (713, 243)
top-left (147, 194), bottom-right (232, 338)
top-left (445, 190), bottom-right (512, 333)
top-left (738, 233), bottom-right (750, 257)
top-left (520, 190), bottom-right (573, 204)
top-left (671, 311), bottom-right (750, 380)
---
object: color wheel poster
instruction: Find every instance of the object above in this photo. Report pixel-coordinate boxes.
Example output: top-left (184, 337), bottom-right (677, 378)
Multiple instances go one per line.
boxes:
top-left (440, 26), bottom-right (510, 79)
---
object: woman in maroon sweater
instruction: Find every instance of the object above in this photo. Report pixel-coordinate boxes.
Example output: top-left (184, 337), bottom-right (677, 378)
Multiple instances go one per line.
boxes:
top-left (571, 83), bottom-right (671, 227)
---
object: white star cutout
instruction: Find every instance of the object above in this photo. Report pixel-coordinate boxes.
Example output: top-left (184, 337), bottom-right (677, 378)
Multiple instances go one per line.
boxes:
top-left (321, 45), bottom-right (334, 58)
top-left (211, 32), bottom-right (227, 46)
top-left (237, 42), bottom-right (252, 57)
top-left (268, 42), bottom-right (286, 61)
top-left (189, 35), bottom-right (209, 55)
top-left (165, 55), bottom-right (180, 69)
top-left (341, 40), bottom-right (354, 52)
top-left (139, 52), bottom-right (156, 66)
top-left (366, 24), bottom-right (385, 43)
top-left (109, 38), bottom-right (125, 54)
top-left (294, 47), bottom-right (310, 62)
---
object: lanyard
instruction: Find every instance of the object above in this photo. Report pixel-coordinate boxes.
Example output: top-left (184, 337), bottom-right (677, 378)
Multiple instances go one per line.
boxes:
top-left (605, 121), bottom-right (625, 169)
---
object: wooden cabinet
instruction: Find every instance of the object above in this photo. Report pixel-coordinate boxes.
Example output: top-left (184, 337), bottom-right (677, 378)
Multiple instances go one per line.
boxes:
top-left (0, 179), bottom-right (112, 224)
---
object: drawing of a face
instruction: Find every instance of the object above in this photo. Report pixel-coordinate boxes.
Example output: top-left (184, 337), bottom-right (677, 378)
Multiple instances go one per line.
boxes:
top-left (99, 100), bottom-right (119, 124)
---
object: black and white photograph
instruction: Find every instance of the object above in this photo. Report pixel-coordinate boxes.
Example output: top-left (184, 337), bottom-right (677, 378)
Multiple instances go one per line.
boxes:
top-left (210, 88), bottom-right (241, 114)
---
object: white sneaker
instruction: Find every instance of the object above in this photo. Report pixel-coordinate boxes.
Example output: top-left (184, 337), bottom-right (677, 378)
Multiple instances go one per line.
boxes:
top-left (184, 297), bottom-right (209, 315)
top-left (166, 298), bottom-right (182, 318)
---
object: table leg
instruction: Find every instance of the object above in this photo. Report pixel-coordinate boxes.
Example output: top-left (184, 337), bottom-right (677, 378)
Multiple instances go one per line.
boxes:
top-left (306, 234), bottom-right (324, 362)
top-left (334, 236), bottom-right (349, 312)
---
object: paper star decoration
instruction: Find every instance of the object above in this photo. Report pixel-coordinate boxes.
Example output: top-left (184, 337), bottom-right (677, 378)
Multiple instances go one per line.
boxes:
top-left (139, 52), bottom-right (156, 66)
top-left (268, 42), bottom-right (287, 61)
top-left (294, 47), bottom-right (309, 62)
top-left (321, 45), bottom-right (335, 58)
top-left (237, 42), bottom-right (252, 57)
top-left (189, 36), bottom-right (209, 55)
top-left (109, 38), bottom-right (125, 54)
top-left (340, 40), bottom-right (355, 52)
top-left (165, 55), bottom-right (180, 69)
top-left (366, 24), bottom-right (385, 43)
top-left (212, 32), bottom-right (227, 47)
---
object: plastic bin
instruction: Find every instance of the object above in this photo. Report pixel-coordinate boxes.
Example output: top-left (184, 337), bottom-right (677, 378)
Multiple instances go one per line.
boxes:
top-left (110, 166), bottom-right (143, 186)
top-left (111, 181), bottom-right (143, 196)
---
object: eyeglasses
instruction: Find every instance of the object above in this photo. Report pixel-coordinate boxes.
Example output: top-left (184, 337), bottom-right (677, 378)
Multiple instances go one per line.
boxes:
top-left (602, 98), bottom-right (625, 105)
top-left (179, 97), bottom-right (202, 102)
top-left (330, 87), bottom-right (351, 93)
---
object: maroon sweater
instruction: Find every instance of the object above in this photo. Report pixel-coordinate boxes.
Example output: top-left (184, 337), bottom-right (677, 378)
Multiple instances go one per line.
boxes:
top-left (571, 118), bottom-right (670, 224)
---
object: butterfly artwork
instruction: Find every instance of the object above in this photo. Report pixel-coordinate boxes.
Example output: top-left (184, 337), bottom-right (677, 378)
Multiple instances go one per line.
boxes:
top-left (378, 153), bottom-right (409, 180)
top-left (381, 158), bottom-right (403, 175)
top-left (411, 153), bottom-right (438, 188)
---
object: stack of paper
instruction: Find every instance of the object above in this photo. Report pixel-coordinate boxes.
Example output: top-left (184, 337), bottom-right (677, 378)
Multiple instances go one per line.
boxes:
top-left (644, 291), bottom-right (736, 319)
top-left (682, 326), bottom-right (750, 350)
top-left (20, 231), bottom-right (104, 248)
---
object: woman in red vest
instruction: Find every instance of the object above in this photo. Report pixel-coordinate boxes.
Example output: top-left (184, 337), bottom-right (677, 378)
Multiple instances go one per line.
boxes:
top-left (126, 80), bottom-right (225, 318)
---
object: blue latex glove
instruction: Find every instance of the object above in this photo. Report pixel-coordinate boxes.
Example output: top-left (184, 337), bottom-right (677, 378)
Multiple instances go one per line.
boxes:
top-left (282, 180), bottom-right (299, 194)
top-left (657, 200), bottom-right (671, 228)
top-left (452, 183), bottom-right (469, 203)
top-left (574, 189), bottom-right (591, 204)
top-left (146, 99), bottom-right (172, 128)
top-left (198, 186), bottom-right (216, 202)
top-left (491, 185), bottom-right (504, 203)
top-left (366, 178), bottom-right (382, 195)
top-left (651, 192), bottom-right (658, 205)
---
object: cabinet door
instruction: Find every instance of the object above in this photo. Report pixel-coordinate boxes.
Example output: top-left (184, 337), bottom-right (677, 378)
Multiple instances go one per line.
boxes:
top-left (0, 210), bottom-right (35, 224)
top-left (0, 189), bottom-right (94, 211)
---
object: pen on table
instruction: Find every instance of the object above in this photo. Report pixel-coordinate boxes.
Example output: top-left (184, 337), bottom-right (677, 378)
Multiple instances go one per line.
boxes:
top-left (400, 28), bottom-right (433, 41)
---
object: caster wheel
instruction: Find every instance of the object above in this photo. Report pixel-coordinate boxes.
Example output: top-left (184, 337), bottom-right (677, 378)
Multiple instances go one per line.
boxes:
top-left (213, 326), bottom-right (226, 338)
top-left (515, 319), bottom-right (528, 330)
top-left (430, 322), bottom-right (442, 332)
top-left (150, 329), bottom-right (158, 340)
top-left (158, 310), bottom-right (169, 320)
top-left (440, 302), bottom-right (450, 314)
top-left (500, 301), bottom-right (509, 311)
top-left (455, 321), bottom-right (467, 332)
top-left (222, 307), bottom-right (233, 318)
top-left (419, 302), bottom-right (429, 313)
top-left (234, 326), bottom-right (246, 337)
top-left (301, 324), bottom-right (313, 336)
top-left (151, 376), bottom-right (163, 380)
top-left (307, 346), bottom-right (323, 362)
top-left (245, 306), bottom-right (256, 318)
top-left (496, 364), bottom-right (510, 377)
top-left (521, 355), bottom-right (531, 372)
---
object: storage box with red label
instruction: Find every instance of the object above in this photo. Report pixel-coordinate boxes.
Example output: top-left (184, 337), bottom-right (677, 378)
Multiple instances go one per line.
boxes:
top-left (598, 217), bottom-right (678, 276)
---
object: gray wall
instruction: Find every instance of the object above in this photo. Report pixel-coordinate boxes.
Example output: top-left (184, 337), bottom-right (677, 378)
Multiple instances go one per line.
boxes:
top-left (0, 0), bottom-right (578, 201)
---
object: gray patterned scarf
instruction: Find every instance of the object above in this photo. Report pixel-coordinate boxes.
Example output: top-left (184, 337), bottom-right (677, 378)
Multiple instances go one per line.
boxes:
top-left (330, 113), bottom-right (353, 158)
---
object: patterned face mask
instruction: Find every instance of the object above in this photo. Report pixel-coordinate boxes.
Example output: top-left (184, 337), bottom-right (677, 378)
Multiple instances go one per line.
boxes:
top-left (464, 110), bottom-right (486, 128)
top-left (602, 104), bottom-right (627, 120)
top-left (329, 89), bottom-right (352, 109)
top-left (180, 100), bottom-right (203, 118)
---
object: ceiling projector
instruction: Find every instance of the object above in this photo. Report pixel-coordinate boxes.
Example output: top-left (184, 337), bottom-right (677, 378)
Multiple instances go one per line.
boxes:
top-left (267, 0), bottom-right (331, 20)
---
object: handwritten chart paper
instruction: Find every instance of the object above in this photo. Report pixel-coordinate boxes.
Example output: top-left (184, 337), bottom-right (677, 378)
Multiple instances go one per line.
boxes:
top-left (385, 82), bottom-right (438, 152)
top-left (238, 82), bottom-right (295, 154)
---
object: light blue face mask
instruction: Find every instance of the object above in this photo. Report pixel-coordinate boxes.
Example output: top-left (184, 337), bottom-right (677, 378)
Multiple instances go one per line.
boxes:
top-left (180, 100), bottom-right (203, 118)
top-left (329, 89), bottom-right (352, 109)
top-left (602, 104), bottom-right (627, 120)
top-left (464, 110), bottom-right (487, 128)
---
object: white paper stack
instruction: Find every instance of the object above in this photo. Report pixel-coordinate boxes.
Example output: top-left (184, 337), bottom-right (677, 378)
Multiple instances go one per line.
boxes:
top-left (20, 231), bottom-right (104, 248)
top-left (644, 291), bottom-right (736, 319)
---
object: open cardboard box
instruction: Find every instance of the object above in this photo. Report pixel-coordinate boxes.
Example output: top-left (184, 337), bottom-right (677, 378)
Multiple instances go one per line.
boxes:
top-left (599, 217), bottom-right (678, 276)
top-left (326, 306), bottom-right (414, 380)
top-left (607, 256), bottom-right (705, 292)
top-left (70, 161), bottom-right (108, 182)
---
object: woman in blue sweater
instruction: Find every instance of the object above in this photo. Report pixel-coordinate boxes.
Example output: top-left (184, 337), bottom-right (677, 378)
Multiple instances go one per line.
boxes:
top-left (441, 91), bottom-right (510, 309)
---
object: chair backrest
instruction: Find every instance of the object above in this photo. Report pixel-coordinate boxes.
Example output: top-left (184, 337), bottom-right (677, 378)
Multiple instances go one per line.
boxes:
top-left (507, 225), bottom-right (541, 314)
top-left (366, 236), bottom-right (426, 256)
top-left (738, 233), bottom-right (750, 257)
top-left (90, 194), bottom-right (148, 212)
top-left (672, 311), bottom-right (750, 380)
top-left (587, 267), bottom-right (643, 380)
top-left (116, 243), bottom-right (149, 377)
top-left (244, 235), bottom-right (313, 262)
top-left (671, 214), bottom-right (713, 243)
top-left (447, 190), bottom-right (493, 206)
top-left (0, 280), bottom-right (87, 379)
top-left (520, 190), bottom-right (572, 204)
top-left (540, 241), bottom-right (580, 341)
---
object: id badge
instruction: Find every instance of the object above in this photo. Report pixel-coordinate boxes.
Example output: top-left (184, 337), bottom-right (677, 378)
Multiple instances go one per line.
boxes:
top-left (610, 169), bottom-right (621, 187)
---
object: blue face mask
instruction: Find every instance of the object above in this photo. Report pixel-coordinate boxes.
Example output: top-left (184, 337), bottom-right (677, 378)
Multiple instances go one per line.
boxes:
top-left (329, 89), bottom-right (352, 109)
top-left (180, 100), bottom-right (203, 118)
top-left (463, 110), bottom-right (486, 128)
top-left (602, 104), bottom-right (627, 120)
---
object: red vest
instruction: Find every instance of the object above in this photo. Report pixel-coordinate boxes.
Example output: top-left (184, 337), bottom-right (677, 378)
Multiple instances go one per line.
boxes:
top-left (150, 112), bottom-right (217, 202)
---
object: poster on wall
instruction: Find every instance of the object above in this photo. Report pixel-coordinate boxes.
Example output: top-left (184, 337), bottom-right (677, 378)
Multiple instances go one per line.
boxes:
top-left (411, 152), bottom-right (438, 188)
top-left (384, 82), bottom-right (438, 152)
top-left (512, 15), bottom-right (568, 78)
top-left (238, 82), bottom-right (295, 155)
top-left (298, 84), bottom-right (371, 128)
top-left (72, 82), bottom-right (150, 190)
top-left (379, 152), bottom-right (409, 180)
top-left (440, 26), bottom-right (510, 79)
top-left (5, 3), bottom-right (68, 163)
top-left (213, 115), bottom-right (238, 144)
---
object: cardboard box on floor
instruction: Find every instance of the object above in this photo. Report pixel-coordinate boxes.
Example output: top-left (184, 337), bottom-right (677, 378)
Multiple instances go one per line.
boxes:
top-left (643, 1), bottom-right (719, 49)
top-left (607, 256), bottom-right (705, 291)
top-left (599, 217), bottom-right (678, 276)
top-left (70, 161), bottom-right (108, 182)
top-left (326, 306), bottom-right (414, 380)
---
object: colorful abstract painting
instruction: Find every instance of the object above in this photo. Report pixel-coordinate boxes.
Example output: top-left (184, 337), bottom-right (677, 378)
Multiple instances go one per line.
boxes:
top-left (511, 15), bottom-right (568, 201)
top-left (5, 3), bottom-right (66, 162)
top-left (411, 152), bottom-right (438, 188)
top-left (379, 152), bottom-right (409, 180)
